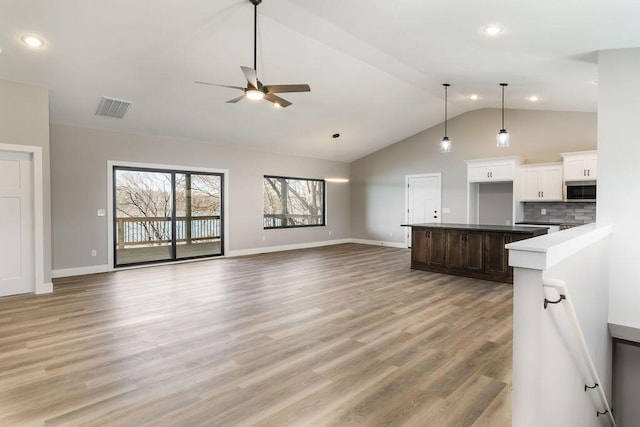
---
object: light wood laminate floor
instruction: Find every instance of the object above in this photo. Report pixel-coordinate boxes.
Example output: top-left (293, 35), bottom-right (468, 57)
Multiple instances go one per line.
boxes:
top-left (0, 244), bottom-right (512, 426)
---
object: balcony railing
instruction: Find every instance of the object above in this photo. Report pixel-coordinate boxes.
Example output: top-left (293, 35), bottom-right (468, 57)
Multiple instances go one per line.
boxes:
top-left (116, 215), bottom-right (221, 248)
top-left (263, 214), bottom-right (323, 228)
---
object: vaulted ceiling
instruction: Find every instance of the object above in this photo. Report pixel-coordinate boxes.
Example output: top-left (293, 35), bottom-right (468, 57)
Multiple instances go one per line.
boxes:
top-left (1, 0), bottom-right (639, 161)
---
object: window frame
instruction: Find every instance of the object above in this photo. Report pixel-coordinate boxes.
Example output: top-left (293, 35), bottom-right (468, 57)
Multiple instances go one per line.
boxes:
top-left (263, 175), bottom-right (326, 229)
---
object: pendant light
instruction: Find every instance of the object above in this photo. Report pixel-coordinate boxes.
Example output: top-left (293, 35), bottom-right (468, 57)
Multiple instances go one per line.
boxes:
top-left (440, 83), bottom-right (452, 153)
top-left (497, 83), bottom-right (510, 148)
top-left (326, 133), bottom-right (349, 183)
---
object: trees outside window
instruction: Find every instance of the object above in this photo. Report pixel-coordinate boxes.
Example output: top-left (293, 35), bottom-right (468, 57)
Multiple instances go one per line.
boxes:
top-left (263, 176), bottom-right (325, 228)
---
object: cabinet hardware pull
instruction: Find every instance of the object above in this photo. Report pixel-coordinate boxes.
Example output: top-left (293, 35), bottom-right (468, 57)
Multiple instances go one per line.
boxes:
top-left (587, 169), bottom-right (590, 176)
top-left (541, 191), bottom-right (543, 197)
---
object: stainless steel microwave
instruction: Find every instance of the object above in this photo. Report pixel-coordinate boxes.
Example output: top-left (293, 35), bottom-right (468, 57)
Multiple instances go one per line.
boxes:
top-left (565, 182), bottom-right (596, 201)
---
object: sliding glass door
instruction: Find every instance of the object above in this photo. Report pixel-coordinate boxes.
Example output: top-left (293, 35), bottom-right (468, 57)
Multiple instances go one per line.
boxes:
top-left (113, 166), bottom-right (224, 267)
top-left (175, 173), bottom-right (222, 259)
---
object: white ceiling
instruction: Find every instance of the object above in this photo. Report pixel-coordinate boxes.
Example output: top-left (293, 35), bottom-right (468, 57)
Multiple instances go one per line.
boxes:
top-left (1, 0), bottom-right (639, 162)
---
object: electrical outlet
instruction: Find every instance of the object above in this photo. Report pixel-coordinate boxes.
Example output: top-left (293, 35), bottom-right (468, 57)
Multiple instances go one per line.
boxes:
top-left (97, 209), bottom-right (105, 217)
top-left (328, 230), bottom-right (332, 236)
top-left (91, 249), bottom-right (97, 257)
top-left (442, 208), bottom-right (451, 214)
top-left (262, 235), bottom-right (266, 241)
top-left (541, 208), bottom-right (547, 215)
top-left (389, 231), bottom-right (393, 237)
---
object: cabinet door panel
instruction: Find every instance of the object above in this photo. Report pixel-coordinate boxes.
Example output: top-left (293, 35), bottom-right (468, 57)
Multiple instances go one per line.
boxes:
top-left (586, 154), bottom-right (597, 179)
top-left (540, 166), bottom-right (563, 200)
top-left (411, 229), bottom-right (428, 266)
top-left (520, 168), bottom-right (541, 201)
top-left (484, 232), bottom-right (509, 275)
top-left (466, 232), bottom-right (484, 272)
top-left (490, 161), bottom-right (516, 181)
top-left (429, 229), bottom-right (446, 266)
top-left (564, 157), bottom-right (588, 181)
top-left (468, 164), bottom-right (491, 182)
top-left (445, 230), bottom-right (465, 269)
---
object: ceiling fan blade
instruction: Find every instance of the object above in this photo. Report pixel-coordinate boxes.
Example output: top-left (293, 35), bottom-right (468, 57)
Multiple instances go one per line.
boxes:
top-left (226, 95), bottom-right (245, 104)
top-left (264, 84), bottom-right (311, 94)
top-left (240, 66), bottom-right (259, 88)
top-left (264, 93), bottom-right (292, 108)
top-left (194, 81), bottom-right (244, 90)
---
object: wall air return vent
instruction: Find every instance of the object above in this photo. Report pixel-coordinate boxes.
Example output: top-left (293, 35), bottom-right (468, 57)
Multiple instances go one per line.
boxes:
top-left (95, 97), bottom-right (132, 119)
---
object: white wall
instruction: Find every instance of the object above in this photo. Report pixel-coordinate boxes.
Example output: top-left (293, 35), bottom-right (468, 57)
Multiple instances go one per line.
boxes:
top-left (50, 124), bottom-right (350, 271)
top-left (597, 48), bottom-right (640, 328)
top-left (597, 47), bottom-right (640, 427)
top-left (0, 79), bottom-right (51, 283)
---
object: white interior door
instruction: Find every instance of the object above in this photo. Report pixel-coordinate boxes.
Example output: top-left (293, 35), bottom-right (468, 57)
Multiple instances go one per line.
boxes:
top-left (406, 174), bottom-right (442, 246)
top-left (0, 150), bottom-right (34, 296)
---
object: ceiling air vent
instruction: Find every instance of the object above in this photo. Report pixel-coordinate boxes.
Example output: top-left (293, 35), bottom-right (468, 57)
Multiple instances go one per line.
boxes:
top-left (95, 97), bottom-right (132, 119)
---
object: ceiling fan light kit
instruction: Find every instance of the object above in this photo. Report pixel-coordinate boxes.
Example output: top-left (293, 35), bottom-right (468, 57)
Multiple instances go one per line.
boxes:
top-left (497, 82), bottom-right (510, 148)
top-left (194, 0), bottom-right (310, 108)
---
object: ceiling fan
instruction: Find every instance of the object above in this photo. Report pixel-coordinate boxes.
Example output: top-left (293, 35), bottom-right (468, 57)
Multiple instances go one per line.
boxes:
top-left (195, 0), bottom-right (310, 108)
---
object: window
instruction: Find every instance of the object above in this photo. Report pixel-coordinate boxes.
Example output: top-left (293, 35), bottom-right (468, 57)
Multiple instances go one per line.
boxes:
top-left (263, 176), bottom-right (325, 229)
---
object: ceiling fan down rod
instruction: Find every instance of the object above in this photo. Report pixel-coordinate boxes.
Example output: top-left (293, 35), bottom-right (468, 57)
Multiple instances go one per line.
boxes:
top-left (251, 0), bottom-right (262, 73)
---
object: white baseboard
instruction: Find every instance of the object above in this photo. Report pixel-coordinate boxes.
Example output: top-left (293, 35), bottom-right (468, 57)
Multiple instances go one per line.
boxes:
top-left (350, 238), bottom-right (408, 249)
top-left (227, 238), bottom-right (352, 257)
top-left (51, 239), bottom-right (405, 277)
top-left (52, 264), bottom-right (109, 279)
top-left (36, 282), bottom-right (53, 294)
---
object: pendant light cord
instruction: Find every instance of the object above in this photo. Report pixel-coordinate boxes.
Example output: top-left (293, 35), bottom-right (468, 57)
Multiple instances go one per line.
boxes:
top-left (501, 85), bottom-right (505, 128)
top-left (443, 83), bottom-right (450, 137)
top-left (444, 85), bottom-right (448, 136)
top-left (500, 83), bottom-right (507, 129)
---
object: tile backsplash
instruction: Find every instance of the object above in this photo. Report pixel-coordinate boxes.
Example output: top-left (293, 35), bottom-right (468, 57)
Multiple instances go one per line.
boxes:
top-left (523, 202), bottom-right (596, 224)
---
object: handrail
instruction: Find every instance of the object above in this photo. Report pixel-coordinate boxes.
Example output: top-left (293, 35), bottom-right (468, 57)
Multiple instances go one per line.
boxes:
top-left (542, 278), bottom-right (616, 426)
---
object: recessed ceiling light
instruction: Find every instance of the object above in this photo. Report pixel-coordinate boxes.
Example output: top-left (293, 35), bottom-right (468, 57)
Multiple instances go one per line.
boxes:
top-left (482, 25), bottom-right (504, 36)
top-left (468, 94), bottom-right (479, 100)
top-left (21, 35), bottom-right (45, 48)
top-left (527, 95), bottom-right (540, 102)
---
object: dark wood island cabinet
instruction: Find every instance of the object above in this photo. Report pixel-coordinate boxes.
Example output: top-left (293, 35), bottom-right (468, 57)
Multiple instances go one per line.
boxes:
top-left (404, 223), bottom-right (548, 283)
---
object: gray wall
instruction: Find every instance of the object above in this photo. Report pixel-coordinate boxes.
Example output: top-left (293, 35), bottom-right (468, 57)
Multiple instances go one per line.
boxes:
top-left (478, 182), bottom-right (513, 226)
top-left (50, 124), bottom-right (350, 270)
top-left (350, 108), bottom-right (597, 242)
top-left (0, 79), bottom-right (52, 282)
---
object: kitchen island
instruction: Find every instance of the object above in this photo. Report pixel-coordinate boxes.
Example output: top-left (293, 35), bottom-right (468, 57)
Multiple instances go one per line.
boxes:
top-left (402, 223), bottom-right (548, 283)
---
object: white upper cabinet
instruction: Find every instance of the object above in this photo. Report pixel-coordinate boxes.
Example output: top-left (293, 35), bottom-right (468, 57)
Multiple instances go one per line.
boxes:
top-left (466, 157), bottom-right (521, 183)
top-left (520, 163), bottom-right (564, 201)
top-left (561, 150), bottom-right (597, 181)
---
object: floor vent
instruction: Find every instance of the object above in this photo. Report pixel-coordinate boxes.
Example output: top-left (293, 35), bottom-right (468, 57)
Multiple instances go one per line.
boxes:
top-left (95, 97), bottom-right (132, 119)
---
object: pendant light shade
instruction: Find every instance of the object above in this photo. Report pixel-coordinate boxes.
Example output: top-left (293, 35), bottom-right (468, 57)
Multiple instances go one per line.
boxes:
top-left (497, 83), bottom-right (510, 148)
top-left (440, 83), bottom-right (452, 153)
